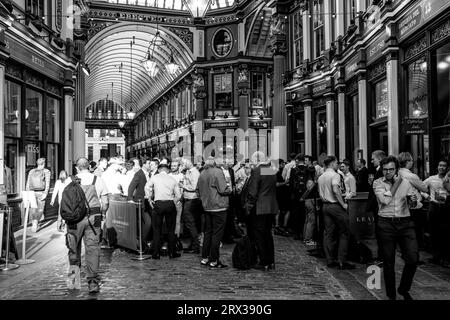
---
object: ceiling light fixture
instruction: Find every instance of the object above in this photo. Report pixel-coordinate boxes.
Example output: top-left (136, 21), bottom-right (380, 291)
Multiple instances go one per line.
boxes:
top-left (182, 0), bottom-right (213, 19)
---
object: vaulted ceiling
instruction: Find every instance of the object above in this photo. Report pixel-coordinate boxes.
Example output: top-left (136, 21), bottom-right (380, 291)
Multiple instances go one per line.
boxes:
top-left (84, 22), bottom-right (194, 112)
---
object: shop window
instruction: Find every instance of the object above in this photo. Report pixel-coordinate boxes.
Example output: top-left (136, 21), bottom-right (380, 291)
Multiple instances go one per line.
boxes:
top-left (214, 73), bottom-right (233, 111)
top-left (374, 79), bottom-right (388, 119)
top-left (250, 73), bottom-right (264, 117)
top-left (316, 110), bottom-right (327, 162)
top-left (292, 10), bottom-right (303, 68)
top-left (47, 144), bottom-right (58, 183)
top-left (433, 43), bottom-right (450, 127)
top-left (408, 57), bottom-right (428, 119)
top-left (4, 138), bottom-right (19, 195)
top-left (46, 97), bottom-right (60, 143)
top-left (25, 88), bottom-right (43, 141)
top-left (313, 0), bottom-right (325, 58)
top-left (25, 141), bottom-right (42, 170)
top-left (297, 118), bottom-right (305, 133)
top-left (4, 81), bottom-right (21, 137)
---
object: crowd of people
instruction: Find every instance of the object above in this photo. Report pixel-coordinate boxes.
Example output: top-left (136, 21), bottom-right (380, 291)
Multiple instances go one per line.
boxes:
top-left (25, 149), bottom-right (450, 298)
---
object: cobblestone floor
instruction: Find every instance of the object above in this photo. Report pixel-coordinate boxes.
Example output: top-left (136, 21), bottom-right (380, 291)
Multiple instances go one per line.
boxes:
top-left (1, 222), bottom-right (450, 300)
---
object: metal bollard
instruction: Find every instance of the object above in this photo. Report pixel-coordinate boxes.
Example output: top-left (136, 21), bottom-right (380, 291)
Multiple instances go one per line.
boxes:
top-left (15, 201), bottom-right (35, 265)
top-left (131, 200), bottom-right (151, 261)
top-left (0, 207), bottom-right (20, 271)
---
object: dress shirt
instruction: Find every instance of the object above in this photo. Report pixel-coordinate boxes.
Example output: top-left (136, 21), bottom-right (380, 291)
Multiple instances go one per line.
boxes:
top-left (182, 167), bottom-right (200, 199)
top-left (282, 160), bottom-right (296, 181)
top-left (147, 171), bottom-right (181, 202)
top-left (119, 170), bottom-right (135, 196)
top-left (343, 172), bottom-right (357, 198)
top-left (424, 175), bottom-right (448, 203)
top-left (318, 168), bottom-right (341, 203)
top-left (373, 177), bottom-right (419, 218)
top-left (398, 168), bottom-right (428, 193)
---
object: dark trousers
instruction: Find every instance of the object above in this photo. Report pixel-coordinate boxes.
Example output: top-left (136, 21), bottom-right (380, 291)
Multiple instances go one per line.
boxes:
top-left (182, 198), bottom-right (202, 250)
top-left (378, 217), bottom-right (418, 299)
top-left (322, 203), bottom-right (350, 264)
top-left (290, 197), bottom-right (306, 238)
top-left (223, 195), bottom-right (240, 241)
top-left (152, 200), bottom-right (177, 256)
top-left (247, 213), bottom-right (275, 266)
top-left (141, 199), bottom-right (152, 248)
top-left (202, 210), bottom-right (227, 262)
top-left (429, 202), bottom-right (450, 261)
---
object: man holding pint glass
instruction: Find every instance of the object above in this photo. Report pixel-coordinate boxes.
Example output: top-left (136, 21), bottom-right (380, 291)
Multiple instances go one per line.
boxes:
top-left (373, 155), bottom-right (420, 300)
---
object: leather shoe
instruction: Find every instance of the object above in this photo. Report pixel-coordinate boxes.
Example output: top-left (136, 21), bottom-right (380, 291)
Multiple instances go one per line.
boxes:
top-left (338, 262), bottom-right (356, 270)
top-left (398, 289), bottom-right (413, 300)
top-left (169, 252), bottom-right (181, 259)
top-left (327, 262), bottom-right (339, 268)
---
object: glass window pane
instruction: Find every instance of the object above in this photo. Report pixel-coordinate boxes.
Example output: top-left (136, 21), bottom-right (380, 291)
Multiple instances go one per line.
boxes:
top-left (434, 43), bottom-right (450, 127)
top-left (251, 73), bottom-right (264, 116)
top-left (408, 57), bottom-right (428, 119)
top-left (25, 141), bottom-right (42, 170)
top-left (25, 89), bottom-right (43, 140)
top-left (46, 97), bottom-right (60, 142)
top-left (4, 138), bottom-right (19, 195)
top-left (4, 81), bottom-right (21, 137)
top-left (47, 144), bottom-right (58, 184)
top-left (375, 79), bottom-right (388, 119)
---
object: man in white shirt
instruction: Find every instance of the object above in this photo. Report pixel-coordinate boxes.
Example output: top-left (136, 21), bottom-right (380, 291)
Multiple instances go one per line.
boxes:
top-left (118, 161), bottom-right (135, 197)
top-left (169, 159), bottom-right (184, 236)
top-left (340, 159), bottom-right (357, 200)
top-left (146, 163), bottom-right (181, 259)
top-left (94, 158), bottom-right (108, 177)
top-left (180, 159), bottom-right (201, 254)
top-left (373, 155), bottom-right (419, 300)
top-left (318, 155), bottom-right (354, 270)
top-left (424, 160), bottom-right (449, 265)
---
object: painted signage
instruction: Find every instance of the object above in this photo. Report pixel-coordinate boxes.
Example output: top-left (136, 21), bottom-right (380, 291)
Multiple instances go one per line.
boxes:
top-left (56, 0), bottom-right (63, 32)
top-left (5, 35), bottom-right (65, 82)
top-left (404, 118), bottom-right (428, 135)
top-left (345, 56), bottom-right (359, 80)
top-left (312, 81), bottom-right (327, 96)
top-left (249, 121), bottom-right (270, 129)
top-left (399, 0), bottom-right (450, 41)
top-left (367, 33), bottom-right (386, 63)
top-left (205, 121), bottom-right (238, 129)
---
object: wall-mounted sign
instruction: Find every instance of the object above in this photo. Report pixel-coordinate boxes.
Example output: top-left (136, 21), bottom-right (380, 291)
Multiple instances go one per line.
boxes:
top-left (345, 56), bottom-right (359, 80)
top-left (404, 118), bottom-right (428, 135)
top-left (312, 81), bottom-right (328, 97)
top-left (56, 0), bottom-right (63, 32)
top-left (366, 33), bottom-right (386, 63)
top-left (399, 0), bottom-right (450, 41)
top-left (5, 35), bottom-right (65, 83)
top-left (249, 121), bottom-right (270, 129)
top-left (205, 121), bottom-right (238, 129)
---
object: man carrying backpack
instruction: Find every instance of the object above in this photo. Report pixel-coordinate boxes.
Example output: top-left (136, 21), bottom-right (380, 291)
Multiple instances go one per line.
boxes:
top-left (61, 158), bottom-right (109, 293)
top-left (26, 158), bottom-right (51, 233)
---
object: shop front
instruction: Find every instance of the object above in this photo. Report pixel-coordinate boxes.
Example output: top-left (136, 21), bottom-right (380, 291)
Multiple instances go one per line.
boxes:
top-left (398, 0), bottom-right (450, 178)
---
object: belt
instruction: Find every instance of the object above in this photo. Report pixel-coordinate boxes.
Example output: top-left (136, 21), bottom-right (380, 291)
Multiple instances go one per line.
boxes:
top-left (379, 216), bottom-right (411, 222)
top-left (33, 189), bottom-right (45, 192)
top-left (322, 201), bottom-right (338, 205)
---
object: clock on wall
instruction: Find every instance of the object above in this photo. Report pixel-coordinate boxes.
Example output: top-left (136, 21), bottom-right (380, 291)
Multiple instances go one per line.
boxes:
top-left (212, 28), bottom-right (233, 58)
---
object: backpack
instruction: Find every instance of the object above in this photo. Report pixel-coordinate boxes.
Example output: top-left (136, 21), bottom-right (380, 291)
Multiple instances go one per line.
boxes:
top-left (290, 165), bottom-right (307, 196)
top-left (60, 176), bottom-right (97, 231)
top-left (232, 235), bottom-right (257, 270)
top-left (29, 169), bottom-right (46, 191)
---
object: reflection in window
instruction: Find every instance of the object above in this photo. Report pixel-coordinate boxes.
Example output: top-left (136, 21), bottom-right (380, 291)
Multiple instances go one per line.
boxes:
top-left (313, 0), bottom-right (325, 58)
top-left (47, 97), bottom-right (60, 142)
top-left (25, 89), bottom-right (43, 140)
top-left (47, 144), bottom-right (58, 183)
top-left (407, 57), bottom-right (428, 119)
top-left (4, 138), bottom-right (19, 195)
top-left (293, 10), bottom-right (303, 68)
top-left (435, 43), bottom-right (450, 126)
top-left (375, 79), bottom-right (388, 119)
top-left (4, 81), bottom-right (21, 137)
top-left (251, 73), bottom-right (264, 117)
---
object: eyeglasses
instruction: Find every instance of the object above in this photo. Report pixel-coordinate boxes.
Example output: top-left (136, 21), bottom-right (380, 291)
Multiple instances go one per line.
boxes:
top-left (383, 168), bottom-right (396, 172)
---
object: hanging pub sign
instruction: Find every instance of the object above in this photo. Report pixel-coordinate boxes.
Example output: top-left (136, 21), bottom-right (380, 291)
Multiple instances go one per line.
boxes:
top-left (404, 118), bottom-right (428, 135)
top-left (56, 0), bottom-right (63, 32)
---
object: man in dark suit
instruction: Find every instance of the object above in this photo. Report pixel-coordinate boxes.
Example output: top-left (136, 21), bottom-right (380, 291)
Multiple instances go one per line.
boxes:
top-left (127, 158), bottom-right (152, 251)
top-left (356, 158), bottom-right (370, 192)
top-left (247, 152), bottom-right (279, 271)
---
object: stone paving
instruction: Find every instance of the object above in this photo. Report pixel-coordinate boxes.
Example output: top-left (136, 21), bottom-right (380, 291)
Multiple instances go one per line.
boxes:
top-left (1, 222), bottom-right (450, 300)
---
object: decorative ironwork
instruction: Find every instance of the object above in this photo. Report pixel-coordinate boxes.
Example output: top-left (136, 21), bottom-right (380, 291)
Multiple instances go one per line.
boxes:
top-left (167, 27), bottom-right (193, 51)
top-left (367, 58), bottom-right (386, 81)
top-left (45, 81), bottom-right (62, 97)
top-left (405, 37), bottom-right (427, 60)
top-left (24, 70), bottom-right (44, 88)
top-left (313, 97), bottom-right (327, 108)
top-left (87, 21), bottom-right (115, 40)
top-left (431, 18), bottom-right (450, 44)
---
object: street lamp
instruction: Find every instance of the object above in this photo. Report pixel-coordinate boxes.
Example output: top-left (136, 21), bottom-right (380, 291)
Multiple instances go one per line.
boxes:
top-left (127, 108), bottom-right (136, 120)
top-left (118, 121), bottom-right (125, 128)
top-left (182, 0), bottom-right (213, 19)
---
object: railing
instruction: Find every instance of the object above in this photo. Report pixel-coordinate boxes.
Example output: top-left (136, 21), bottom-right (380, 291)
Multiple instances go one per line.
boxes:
top-left (85, 112), bottom-right (130, 120)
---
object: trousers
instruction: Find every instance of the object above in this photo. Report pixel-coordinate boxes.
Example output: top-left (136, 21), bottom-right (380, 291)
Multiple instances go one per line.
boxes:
top-left (322, 203), bottom-right (350, 264)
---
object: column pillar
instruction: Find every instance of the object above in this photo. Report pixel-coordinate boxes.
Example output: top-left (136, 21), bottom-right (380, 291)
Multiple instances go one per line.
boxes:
top-left (270, 15), bottom-right (288, 161)
top-left (386, 51), bottom-right (400, 156)
top-left (358, 73), bottom-right (368, 162)
top-left (326, 97), bottom-right (335, 155)
top-left (0, 61), bottom-right (5, 186)
top-left (324, 0), bottom-right (332, 49)
top-left (336, 0), bottom-right (346, 38)
top-left (73, 34), bottom-right (87, 160)
top-left (304, 103), bottom-right (313, 156)
top-left (302, 5), bottom-right (311, 61)
top-left (237, 64), bottom-right (249, 132)
top-left (337, 87), bottom-right (346, 161)
top-left (64, 70), bottom-right (75, 173)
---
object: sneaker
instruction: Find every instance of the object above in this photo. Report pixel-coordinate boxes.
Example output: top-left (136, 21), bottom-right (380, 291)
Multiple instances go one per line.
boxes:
top-left (31, 220), bottom-right (38, 233)
top-left (67, 265), bottom-right (79, 290)
top-left (200, 258), bottom-right (210, 266)
top-left (88, 280), bottom-right (100, 294)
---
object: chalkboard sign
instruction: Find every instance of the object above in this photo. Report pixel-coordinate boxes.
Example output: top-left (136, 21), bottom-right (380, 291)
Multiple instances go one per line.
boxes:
top-left (347, 192), bottom-right (376, 241)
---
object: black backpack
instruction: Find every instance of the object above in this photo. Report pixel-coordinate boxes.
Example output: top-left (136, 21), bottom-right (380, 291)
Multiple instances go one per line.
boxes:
top-left (232, 235), bottom-right (257, 270)
top-left (60, 176), bottom-right (95, 226)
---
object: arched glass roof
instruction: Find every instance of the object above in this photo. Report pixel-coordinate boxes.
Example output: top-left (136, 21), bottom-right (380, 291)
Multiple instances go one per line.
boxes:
top-left (84, 22), bottom-right (194, 112)
top-left (106, 0), bottom-right (235, 11)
